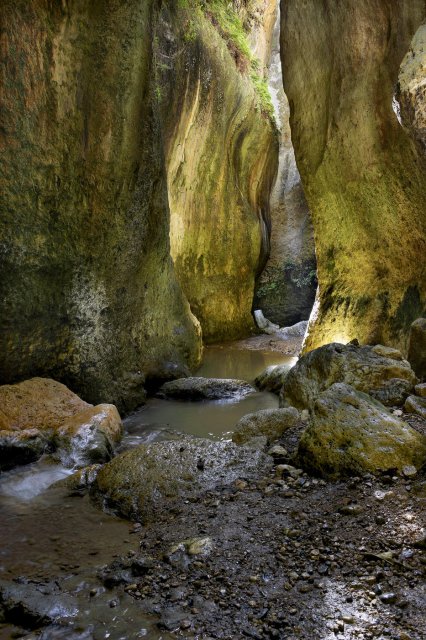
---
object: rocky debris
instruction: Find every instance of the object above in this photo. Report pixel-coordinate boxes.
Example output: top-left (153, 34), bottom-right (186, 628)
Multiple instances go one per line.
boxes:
top-left (280, 342), bottom-right (417, 410)
top-left (122, 460), bottom-right (426, 640)
top-left (408, 317), bottom-right (426, 381)
top-left (232, 408), bottom-right (299, 446)
top-left (255, 363), bottom-right (295, 393)
top-left (157, 377), bottom-right (256, 401)
top-left (297, 383), bottom-right (426, 478)
top-left (0, 378), bottom-right (122, 470)
top-left (91, 437), bottom-right (271, 522)
top-left (405, 395), bottom-right (426, 420)
top-left (415, 383), bottom-right (426, 397)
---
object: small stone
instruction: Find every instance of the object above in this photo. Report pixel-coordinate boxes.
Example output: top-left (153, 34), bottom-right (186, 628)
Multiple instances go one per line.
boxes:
top-left (375, 515), bottom-right (386, 525)
top-left (392, 409), bottom-right (403, 417)
top-left (339, 504), bottom-right (363, 516)
top-left (380, 592), bottom-right (397, 604)
top-left (180, 619), bottom-right (192, 630)
top-left (402, 465), bottom-right (417, 478)
top-left (414, 383), bottom-right (426, 398)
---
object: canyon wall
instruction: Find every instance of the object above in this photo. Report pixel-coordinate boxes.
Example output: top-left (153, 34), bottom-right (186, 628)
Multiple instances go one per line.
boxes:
top-left (0, 0), bottom-right (202, 411)
top-left (281, 0), bottom-right (426, 352)
top-left (160, 1), bottom-right (279, 342)
top-left (254, 7), bottom-right (317, 327)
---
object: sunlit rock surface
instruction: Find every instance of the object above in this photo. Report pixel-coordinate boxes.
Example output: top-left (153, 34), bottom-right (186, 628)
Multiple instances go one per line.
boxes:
top-left (0, 0), bottom-right (202, 410)
top-left (298, 383), bottom-right (426, 478)
top-left (160, 1), bottom-right (279, 341)
top-left (281, 1), bottom-right (426, 353)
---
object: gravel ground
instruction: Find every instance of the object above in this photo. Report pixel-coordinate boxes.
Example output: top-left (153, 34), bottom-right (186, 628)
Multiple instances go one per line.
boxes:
top-left (99, 413), bottom-right (426, 640)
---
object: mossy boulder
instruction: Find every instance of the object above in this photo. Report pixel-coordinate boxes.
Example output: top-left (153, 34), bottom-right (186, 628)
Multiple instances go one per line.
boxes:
top-left (157, 377), bottom-right (255, 401)
top-left (0, 378), bottom-right (122, 470)
top-left (232, 407), bottom-right (299, 445)
top-left (91, 437), bottom-right (271, 522)
top-left (255, 363), bottom-right (295, 393)
top-left (297, 383), bottom-right (426, 478)
top-left (280, 342), bottom-right (417, 410)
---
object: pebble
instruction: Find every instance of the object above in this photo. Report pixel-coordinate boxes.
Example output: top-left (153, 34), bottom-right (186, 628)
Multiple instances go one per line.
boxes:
top-left (402, 465), bottom-right (417, 478)
top-left (380, 592), bottom-right (397, 604)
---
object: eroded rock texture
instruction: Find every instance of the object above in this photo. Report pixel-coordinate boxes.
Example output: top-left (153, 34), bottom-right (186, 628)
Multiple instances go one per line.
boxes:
top-left (255, 6), bottom-right (317, 327)
top-left (1, 0), bottom-right (205, 410)
top-left (159, 1), bottom-right (279, 342)
top-left (281, 1), bottom-right (426, 352)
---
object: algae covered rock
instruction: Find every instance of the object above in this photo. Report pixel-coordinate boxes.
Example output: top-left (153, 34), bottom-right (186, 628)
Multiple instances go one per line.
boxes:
top-left (157, 378), bottom-right (255, 401)
top-left (0, 0), bottom-right (202, 410)
top-left (232, 408), bottom-right (299, 445)
top-left (281, 1), bottom-right (426, 352)
top-left (91, 437), bottom-right (271, 522)
top-left (397, 23), bottom-right (426, 155)
top-left (280, 342), bottom-right (416, 410)
top-left (0, 378), bottom-right (122, 469)
top-left (298, 383), bottom-right (426, 478)
top-left (407, 318), bottom-right (426, 381)
top-left (405, 395), bottom-right (426, 420)
top-left (255, 363), bottom-right (295, 393)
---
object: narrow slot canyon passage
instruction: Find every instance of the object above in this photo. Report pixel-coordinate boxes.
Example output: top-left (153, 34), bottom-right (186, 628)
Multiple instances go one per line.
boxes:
top-left (0, 2), bottom-right (425, 640)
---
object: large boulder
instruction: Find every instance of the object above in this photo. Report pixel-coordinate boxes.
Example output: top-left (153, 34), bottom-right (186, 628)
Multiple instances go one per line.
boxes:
top-left (91, 437), bottom-right (271, 522)
top-left (232, 408), bottom-right (299, 445)
top-left (407, 318), bottom-right (426, 381)
top-left (255, 363), bottom-right (295, 393)
top-left (297, 383), bottom-right (426, 478)
top-left (280, 342), bottom-right (417, 410)
top-left (0, 378), bottom-right (122, 470)
top-left (157, 377), bottom-right (256, 401)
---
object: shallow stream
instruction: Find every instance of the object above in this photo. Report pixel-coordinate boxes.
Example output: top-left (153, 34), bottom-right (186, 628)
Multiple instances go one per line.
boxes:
top-left (0, 343), bottom-right (294, 639)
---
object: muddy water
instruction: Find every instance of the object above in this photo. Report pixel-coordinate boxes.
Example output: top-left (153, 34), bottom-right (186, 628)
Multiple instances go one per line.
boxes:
top-left (0, 344), bottom-right (293, 639)
top-left (123, 346), bottom-right (295, 443)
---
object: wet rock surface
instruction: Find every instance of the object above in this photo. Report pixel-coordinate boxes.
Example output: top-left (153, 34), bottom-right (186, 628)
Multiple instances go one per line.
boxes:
top-left (90, 437), bottom-right (271, 522)
top-left (280, 343), bottom-right (417, 410)
top-left (115, 437), bottom-right (426, 639)
top-left (158, 378), bottom-right (256, 401)
top-left (0, 379), bottom-right (122, 471)
top-left (297, 384), bottom-right (426, 478)
top-left (255, 364), bottom-right (294, 394)
top-left (232, 408), bottom-right (299, 446)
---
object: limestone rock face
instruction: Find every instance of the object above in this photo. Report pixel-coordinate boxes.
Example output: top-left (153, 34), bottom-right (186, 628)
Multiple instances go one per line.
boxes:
top-left (281, 1), bottom-right (426, 352)
top-left (397, 24), bottom-right (426, 156)
top-left (0, 378), bottom-right (122, 469)
top-left (298, 384), bottom-right (426, 478)
top-left (232, 407), bottom-right (299, 445)
top-left (0, 0), bottom-right (202, 410)
top-left (280, 343), bottom-right (417, 410)
top-left (158, 2), bottom-right (279, 342)
top-left (407, 318), bottom-right (426, 381)
top-left (254, 6), bottom-right (317, 326)
top-left (91, 437), bottom-right (271, 522)
top-left (158, 377), bottom-right (255, 401)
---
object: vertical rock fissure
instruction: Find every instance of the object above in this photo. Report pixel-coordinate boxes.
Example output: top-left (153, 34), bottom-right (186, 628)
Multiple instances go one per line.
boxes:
top-left (254, 3), bottom-right (317, 330)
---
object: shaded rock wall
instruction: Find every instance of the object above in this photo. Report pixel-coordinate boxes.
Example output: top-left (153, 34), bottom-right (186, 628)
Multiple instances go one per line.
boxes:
top-left (254, 6), bottom-right (317, 327)
top-left (160, 1), bottom-right (279, 342)
top-left (281, 0), bottom-right (426, 352)
top-left (0, 0), bottom-right (202, 411)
